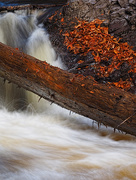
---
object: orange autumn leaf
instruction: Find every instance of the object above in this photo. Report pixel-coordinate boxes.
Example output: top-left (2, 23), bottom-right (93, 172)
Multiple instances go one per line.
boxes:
top-left (102, 27), bottom-right (108, 34)
top-left (61, 18), bottom-right (64, 22)
top-left (78, 60), bottom-right (84, 64)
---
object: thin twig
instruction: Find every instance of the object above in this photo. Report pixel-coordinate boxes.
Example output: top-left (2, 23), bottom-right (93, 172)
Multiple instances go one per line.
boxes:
top-left (117, 111), bottom-right (136, 128)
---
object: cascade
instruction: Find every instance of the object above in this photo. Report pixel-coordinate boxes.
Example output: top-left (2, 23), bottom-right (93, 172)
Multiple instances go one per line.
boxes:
top-left (0, 10), bottom-right (63, 111)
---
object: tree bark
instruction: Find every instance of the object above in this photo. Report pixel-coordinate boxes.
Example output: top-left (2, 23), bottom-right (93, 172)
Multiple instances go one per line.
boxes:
top-left (0, 42), bottom-right (136, 136)
top-left (0, 0), bottom-right (136, 136)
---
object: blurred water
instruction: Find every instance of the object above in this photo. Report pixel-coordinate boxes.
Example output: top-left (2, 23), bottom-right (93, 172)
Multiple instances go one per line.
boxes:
top-left (0, 106), bottom-right (136, 180)
top-left (0, 9), bottom-right (136, 180)
top-left (0, 10), bottom-right (63, 111)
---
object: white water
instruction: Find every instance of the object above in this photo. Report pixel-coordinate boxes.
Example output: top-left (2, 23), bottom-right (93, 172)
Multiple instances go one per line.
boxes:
top-left (0, 10), bottom-right (63, 111)
top-left (0, 10), bottom-right (136, 180)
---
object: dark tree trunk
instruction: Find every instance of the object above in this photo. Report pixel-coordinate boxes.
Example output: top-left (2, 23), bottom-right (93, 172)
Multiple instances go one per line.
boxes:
top-left (0, 42), bottom-right (136, 136)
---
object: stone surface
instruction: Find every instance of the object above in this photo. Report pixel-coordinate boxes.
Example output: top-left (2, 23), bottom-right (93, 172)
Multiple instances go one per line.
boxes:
top-left (118, 0), bottom-right (129, 7)
top-left (129, 0), bottom-right (136, 5)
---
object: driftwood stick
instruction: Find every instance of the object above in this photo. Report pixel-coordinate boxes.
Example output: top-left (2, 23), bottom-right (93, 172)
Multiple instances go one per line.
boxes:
top-left (0, 42), bottom-right (136, 136)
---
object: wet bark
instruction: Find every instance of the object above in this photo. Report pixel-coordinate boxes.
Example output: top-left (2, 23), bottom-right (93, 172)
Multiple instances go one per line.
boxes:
top-left (0, 42), bottom-right (136, 136)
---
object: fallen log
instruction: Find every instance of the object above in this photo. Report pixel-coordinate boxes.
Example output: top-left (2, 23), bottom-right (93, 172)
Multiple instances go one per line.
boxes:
top-left (0, 4), bottom-right (64, 13)
top-left (0, 42), bottom-right (136, 136)
top-left (0, 0), bottom-right (67, 6)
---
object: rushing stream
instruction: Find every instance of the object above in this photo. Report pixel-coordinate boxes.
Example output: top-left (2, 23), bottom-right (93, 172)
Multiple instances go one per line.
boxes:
top-left (0, 9), bottom-right (136, 180)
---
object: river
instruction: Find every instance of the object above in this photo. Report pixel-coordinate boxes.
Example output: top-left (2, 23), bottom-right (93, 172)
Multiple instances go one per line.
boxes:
top-left (0, 8), bottom-right (136, 180)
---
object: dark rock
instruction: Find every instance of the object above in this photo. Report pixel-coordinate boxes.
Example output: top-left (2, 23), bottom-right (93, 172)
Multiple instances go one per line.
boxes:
top-left (120, 62), bottom-right (130, 73)
top-left (129, 0), bottom-right (136, 6)
top-left (130, 14), bottom-right (136, 24)
top-left (109, 19), bottom-right (129, 34)
top-left (118, 0), bottom-right (129, 8)
top-left (109, 70), bottom-right (122, 82)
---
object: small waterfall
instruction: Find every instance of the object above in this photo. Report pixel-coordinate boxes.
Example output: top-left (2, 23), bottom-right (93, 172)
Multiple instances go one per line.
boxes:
top-left (0, 10), bottom-right (63, 111)
top-left (0, 12), bottom-right (36, 51)
top-left (26, 27), bottom-right (56, 62)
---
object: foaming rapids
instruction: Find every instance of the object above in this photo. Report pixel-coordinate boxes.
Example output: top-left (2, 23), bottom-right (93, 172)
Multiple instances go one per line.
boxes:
top-left (0, 106), bottom-right (136, 180)
top-left (0, 9), bottom-right (136, 180)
